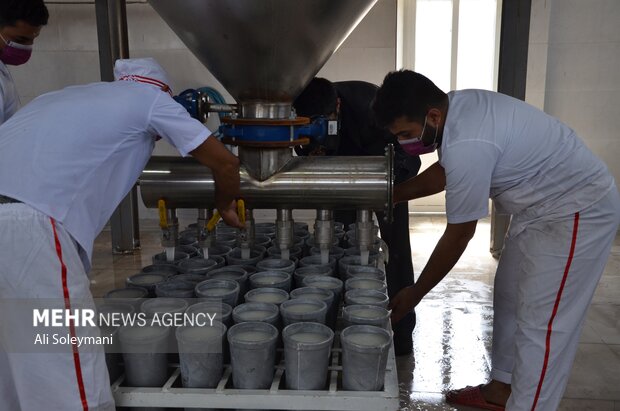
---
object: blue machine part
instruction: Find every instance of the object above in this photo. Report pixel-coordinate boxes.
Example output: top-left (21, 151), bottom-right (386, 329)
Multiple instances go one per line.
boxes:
top-left (174, 86), bottom-right (330, 144)
top-left (174, 89), bottom-right (201, 119)
top-left (173, 87), bottom-right (228, 121)
top-left (219, 117), bottom-right (329, 142)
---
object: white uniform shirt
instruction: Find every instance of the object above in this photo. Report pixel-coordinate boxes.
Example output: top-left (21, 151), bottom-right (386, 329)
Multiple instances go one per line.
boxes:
top-left (439, 90), bottom-right (614, 226)
top-left (0, 81), bottom-right (212, 270)
top-left (0, 61), bottom-right (19, 124)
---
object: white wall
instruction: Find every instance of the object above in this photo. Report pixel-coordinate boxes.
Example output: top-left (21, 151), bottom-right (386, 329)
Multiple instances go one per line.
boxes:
top-left (526, 0), bottom-right (620, 191)
top-left (8, 0), bottom-right (397, 222)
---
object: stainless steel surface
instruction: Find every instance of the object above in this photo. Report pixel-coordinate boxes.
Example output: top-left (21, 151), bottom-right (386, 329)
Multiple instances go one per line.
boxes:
top-left (314, 209), bottom-right (334, 250)
top-left (148, 0), bottom-right (377, 105)
top-left (241, 102), bottom-right (292, 120)
top-left (238, 147), bottom-right (293, 182)
top-left (196, 209), bottom-right (213, 249)
top-left (208, 103), bottom-right (236, 113)
top-left (356, 209), bottom-right (374, 251)
top-left (240, 209), bottom-right (255, 248)
top-left (276, 209), bottom-right (294, 251)
top-left (140, 155), bottom-right (392, 211)
top-left (161, 208), bottom-right (179, 248)
top-left (96, 0), bottom-right (140, 254)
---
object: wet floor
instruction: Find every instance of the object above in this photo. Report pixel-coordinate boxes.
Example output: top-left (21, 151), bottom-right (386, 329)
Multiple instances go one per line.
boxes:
top-left (90, 214), bottom-right (620, 411)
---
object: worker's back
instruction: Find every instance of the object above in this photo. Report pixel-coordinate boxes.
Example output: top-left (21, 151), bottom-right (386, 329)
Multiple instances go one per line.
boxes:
top-left (0, 80), bottom-right (209, 267)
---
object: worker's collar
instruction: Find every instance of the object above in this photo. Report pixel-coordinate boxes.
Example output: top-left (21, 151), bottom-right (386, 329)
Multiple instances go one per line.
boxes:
top-left (118, 74), bottom-right (172, 96)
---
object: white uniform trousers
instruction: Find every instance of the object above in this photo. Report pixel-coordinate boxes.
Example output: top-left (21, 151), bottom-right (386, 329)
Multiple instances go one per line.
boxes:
top-left (0, 203), bottom-right (115, 411)
top-left (490, 188), bottom-right (620, 411)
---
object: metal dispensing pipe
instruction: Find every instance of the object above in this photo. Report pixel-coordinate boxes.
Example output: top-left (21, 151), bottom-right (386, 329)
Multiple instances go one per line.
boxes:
top-left (140, 151), bottom-right (393, 215)
top-left (275, 208), bottom-right (295, 260)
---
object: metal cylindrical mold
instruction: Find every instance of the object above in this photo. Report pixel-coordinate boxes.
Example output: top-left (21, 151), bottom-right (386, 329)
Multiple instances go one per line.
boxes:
top-left (299, 255), bottom-right (337, 274)
top-left (244, 287), bottom-right (289, 306)
top-left (173, 273), bottom-right (207, 286)
top-left (176, 321), bottom-right (227, 388)
top-left (256, 258), bottom-right (295, 274)
top-left (338, 255), bottom-right (378, 277)
top-left (279, 298), bottom-right (328, 327)
top-left (345, 278), bottom-right (388, 294)
top-left (97, 303), bottom-right (135, 384)
top-left (290, 287), bottom-right (336, 329)
top-left (176, 257), bottom-right (218, 275)
top-left (103, 287), bottom-right (148, 311)
top-left (293, 265), bottom-right (333, 289)
top-left (140, 155), bottom-right (392, 212)
top-left (185, 301), bottom-right (233, 328)
top-left (301, 275), bottom-right (344, 309)
top-left (118, 325), bottom-right (171, 387)
top-left (126, 272), bottom-right (170, 297)
top-left (226, 245), bottom-right (266, 266)
top-left (342, 304), bottom-right (390, 329)
top-left (195, 279), bottom-right (241, 308)
top-left (267, 245), bottom-right (302, 260)
top-left (152, 250), bottom-right (190, 265)
top-left (205, 266), bottom-right (250, 300)
top-left (227, 322), bottom-right (278, 389)
top-left (282, 322), bottom-right (334, 390)
top-left (340, 325), bottom-right (391, 391)
top-left (141, 264), bottom-right (178, 275)
top-left (232, 302), bottom-right (280, 326)
top-left (215, 233), bottom-right (238, 248)
top-left (228, 264), bottom-right (259, 276)
top-left (346, 265), bottom-right (386, 282)
top-left (249, 271), bottom-right (292, 292)
top-left (155, 280), bottom-right (195, 299)
top-left (309, 246), bottom-right (345, 260)
top-left (344, 289), bottom-right (389, 309)
top-left (202, 245), bottom-right (232, 258)
top-left (140, 297), bottom-right (189, 317)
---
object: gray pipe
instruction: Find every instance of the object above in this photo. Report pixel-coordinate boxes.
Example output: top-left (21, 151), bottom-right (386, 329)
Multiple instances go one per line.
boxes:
top-left (140, 153), bottom-right (394, 219)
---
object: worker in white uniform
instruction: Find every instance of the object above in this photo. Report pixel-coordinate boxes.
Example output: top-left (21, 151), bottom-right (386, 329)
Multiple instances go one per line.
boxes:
top-left (0, 58), bottom-right (242, 411)
top-left (0, 0), bottom-right (48, 124)
top-left (372, 70), bottom-right (620, 411)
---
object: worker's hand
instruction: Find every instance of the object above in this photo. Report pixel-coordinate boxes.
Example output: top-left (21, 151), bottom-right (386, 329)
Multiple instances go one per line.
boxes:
top-left (217, 200), bottom-right (244, 229)
top-left (388, 286), bottom-right (416, 324)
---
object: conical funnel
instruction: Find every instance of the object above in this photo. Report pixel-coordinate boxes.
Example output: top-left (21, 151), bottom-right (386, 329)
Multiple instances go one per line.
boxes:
top-left (150, 0), bottom-right (377, 110)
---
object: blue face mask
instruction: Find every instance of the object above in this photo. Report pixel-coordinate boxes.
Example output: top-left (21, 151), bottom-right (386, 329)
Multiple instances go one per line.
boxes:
top-left (398, 116), bottom-right (438, 156)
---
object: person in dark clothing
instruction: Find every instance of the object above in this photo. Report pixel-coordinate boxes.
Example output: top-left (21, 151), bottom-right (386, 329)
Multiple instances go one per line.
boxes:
top-left (294, 77), bottom-right (421, 355)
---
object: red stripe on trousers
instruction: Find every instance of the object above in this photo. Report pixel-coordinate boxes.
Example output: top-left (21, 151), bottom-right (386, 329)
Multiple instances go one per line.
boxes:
top-left (50, 218), bottom-right (89, 411)
top-left (530, 212), bottom-right (580, 410)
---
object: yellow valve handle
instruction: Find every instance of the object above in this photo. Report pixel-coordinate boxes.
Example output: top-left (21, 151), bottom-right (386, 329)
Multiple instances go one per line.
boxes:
top-left (237, 199), bottom-right (246, 225)
top-left (157, 199), bottom-right (168, 229)
top-left (206, 211), bottom-right (221, 232)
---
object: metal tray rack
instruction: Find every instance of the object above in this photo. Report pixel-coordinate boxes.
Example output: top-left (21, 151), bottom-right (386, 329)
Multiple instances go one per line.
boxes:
top-left (111, 332), bottom-right (400, 410)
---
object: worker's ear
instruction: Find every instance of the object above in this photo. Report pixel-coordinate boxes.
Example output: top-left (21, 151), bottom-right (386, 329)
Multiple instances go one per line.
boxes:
top-left (427, 107), bottom-right (442, 128)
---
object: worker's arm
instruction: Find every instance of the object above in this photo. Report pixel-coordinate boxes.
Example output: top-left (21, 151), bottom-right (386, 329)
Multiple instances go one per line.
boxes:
top-left (389, 220), bottom-right (478, 323)
top-left (394, 161), bottom-right (446, 204)
top-left (190, 135), bottom-right (243, 228)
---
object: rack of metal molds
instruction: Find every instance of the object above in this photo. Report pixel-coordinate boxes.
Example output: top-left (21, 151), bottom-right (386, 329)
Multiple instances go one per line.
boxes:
top-left (110, 332), bottom-right (399, 410)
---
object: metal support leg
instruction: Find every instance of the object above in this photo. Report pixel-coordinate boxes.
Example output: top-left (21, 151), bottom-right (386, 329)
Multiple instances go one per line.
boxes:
top-left (492, 0), bottom-right (532, 257)
top-left (96, 0), bottom-right (140, 253)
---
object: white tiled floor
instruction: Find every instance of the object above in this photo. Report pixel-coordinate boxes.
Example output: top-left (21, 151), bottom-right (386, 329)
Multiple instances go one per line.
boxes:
top-left (397, 215), bottom-right (620, 411)
top-left (90, 214), bottom-right (620, 411)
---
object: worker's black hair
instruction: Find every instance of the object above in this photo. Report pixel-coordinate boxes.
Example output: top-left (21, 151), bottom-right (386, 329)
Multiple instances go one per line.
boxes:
top-left (0, 0), bottom-right (49, 28)
top-left (293, 77), bottom-right (338, 118)
top-left (372, 70), bottom-right (447, 128)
